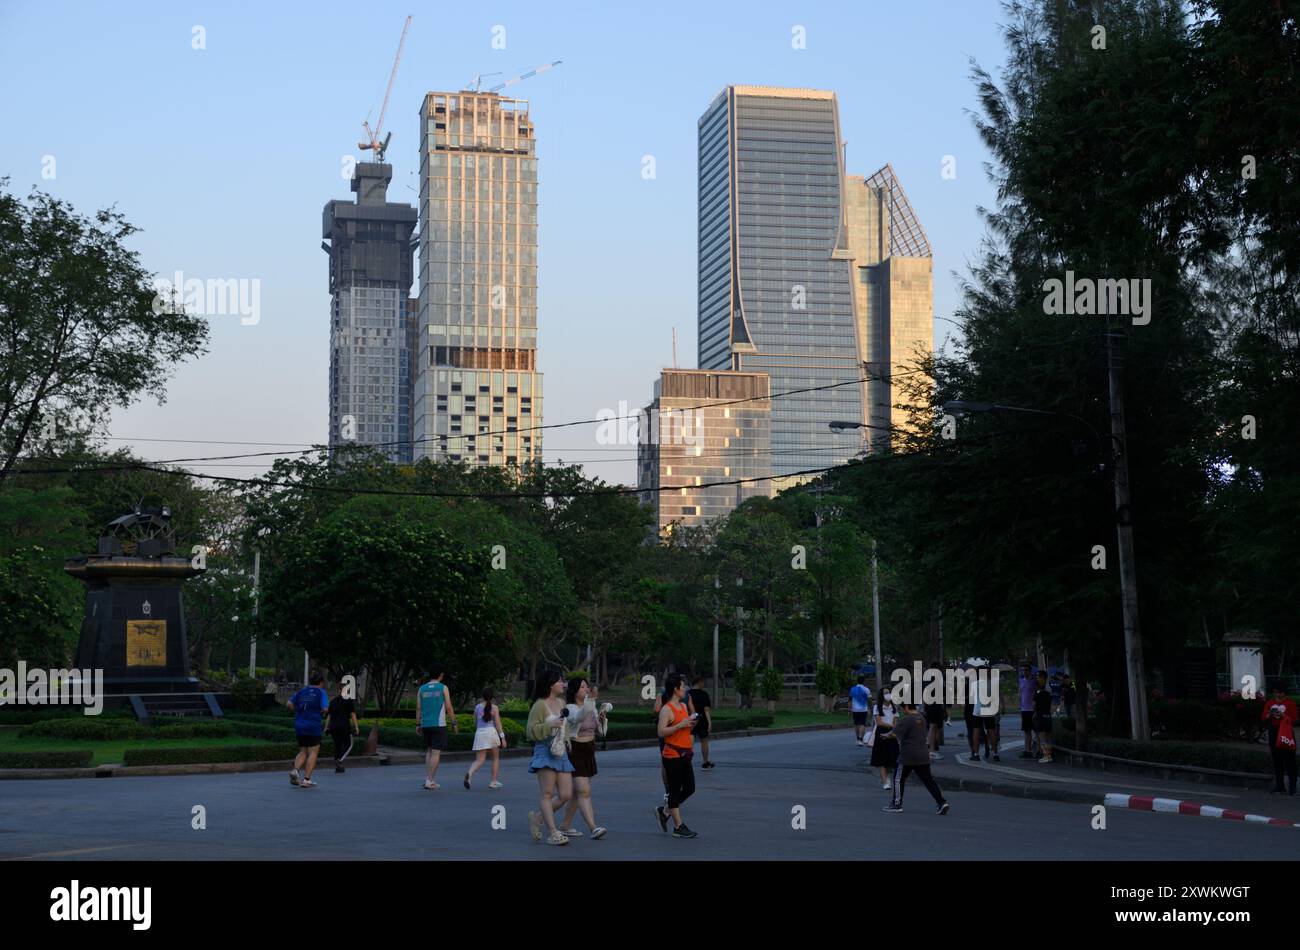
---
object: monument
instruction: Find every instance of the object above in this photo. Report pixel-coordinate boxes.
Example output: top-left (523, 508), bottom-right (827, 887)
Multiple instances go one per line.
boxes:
top-left (64, 506), bottom-right (218, 719)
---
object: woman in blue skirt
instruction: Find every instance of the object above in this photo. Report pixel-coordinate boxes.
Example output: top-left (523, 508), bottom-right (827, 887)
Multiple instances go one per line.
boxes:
top-left (526, 670), bottom-right (575, 845)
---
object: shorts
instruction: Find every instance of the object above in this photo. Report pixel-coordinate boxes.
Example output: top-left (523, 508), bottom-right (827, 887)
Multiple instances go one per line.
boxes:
top-left (980, 716), bottom-right (999, 732)
top-left (1021, 711), bottom-right (1035, 732)
top-left (422, 726), bottom-right (447, 751)
top-left (567, 739), bottom-right (598, 777)
top-left (852, 711), bottom-right (870, 726)
top-left (1033, 715), bottom-right (1052, 734)
top-left (296, 732), bottom-right (321, 748)
top-left (925, 705), bottom-right (945, 726)
top-left (471, 725), bottom-right (501, 751)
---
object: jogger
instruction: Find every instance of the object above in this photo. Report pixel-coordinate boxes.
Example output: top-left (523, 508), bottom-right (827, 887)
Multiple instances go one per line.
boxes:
top-left (287, 672), bottom-right (329, 788)
top-left (327, 684), bottom-right (358, 773)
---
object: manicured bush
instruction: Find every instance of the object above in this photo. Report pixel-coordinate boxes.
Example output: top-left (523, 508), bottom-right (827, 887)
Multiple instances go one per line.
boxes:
top-left (229, 674), bottom-right (267, 713)
top-left (123, 743), bottom-right (300, 767)
top-left (760, 668), bottom-right (783, 703)
top-left (22, 717), bottom-right (233, 741)
top-left (0, 749), bottom-right (93, 768)
top-left (1064, 735), bottom-right (1271, 774)
top-left (0, 708), bottom-right (133, 726)
top-left (815, 664), bottom-right (850, 700)
top-left (734, 667), bottom-right (757, 704)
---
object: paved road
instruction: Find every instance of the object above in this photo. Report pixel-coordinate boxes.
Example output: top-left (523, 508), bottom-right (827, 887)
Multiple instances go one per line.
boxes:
top-left (0, 729), bottom-right (1292, 860)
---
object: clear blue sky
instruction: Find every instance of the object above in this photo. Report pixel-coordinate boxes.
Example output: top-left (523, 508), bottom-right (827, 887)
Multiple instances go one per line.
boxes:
top-left (0, 0), bottom-right (1008, 486)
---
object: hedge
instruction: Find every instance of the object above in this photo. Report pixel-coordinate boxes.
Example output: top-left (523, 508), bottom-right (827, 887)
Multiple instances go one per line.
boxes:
top-left (123, 743), bottom-right (302, 767)
top-left (0, 708), bottom-right (133, 726)
top-left (22, 717), bottom-right (234, 741)
top-left (0, 749), bottom-right (94, 768)
top-left (1063, 734), bottom-right (1272, 774)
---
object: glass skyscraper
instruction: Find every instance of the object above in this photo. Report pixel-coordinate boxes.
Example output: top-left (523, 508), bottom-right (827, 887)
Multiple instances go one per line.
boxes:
top-left (697, 86), bottom-right (932, 477)
top-left (414, 91), bottom-right (543, 466)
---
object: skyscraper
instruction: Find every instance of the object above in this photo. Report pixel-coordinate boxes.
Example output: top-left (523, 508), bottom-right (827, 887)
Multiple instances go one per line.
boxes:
top-left (413, 90), bottom-right (543, 467)
top-left (323, 162), bottom-right (418, 462)
top-left (637, 369), bottom-right (772, 534)
top-left (697, 86), bottom-right (932, 477)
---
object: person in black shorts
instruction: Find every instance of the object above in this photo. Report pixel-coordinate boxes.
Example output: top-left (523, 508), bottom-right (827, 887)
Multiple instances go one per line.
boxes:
top-left (924, 700), bottom-right (946, 760)
top-left (688, 674), bottom-right (714, 769)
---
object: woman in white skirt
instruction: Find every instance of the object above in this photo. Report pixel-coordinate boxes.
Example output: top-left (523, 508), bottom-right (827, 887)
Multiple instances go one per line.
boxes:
top-left (464, 688), bottom-right (507, 790)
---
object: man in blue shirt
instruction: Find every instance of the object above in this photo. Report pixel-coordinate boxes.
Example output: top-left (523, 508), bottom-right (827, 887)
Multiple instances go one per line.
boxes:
top-left (287, 672), bottom-right (329, 788)
top-left (850, 675), bottom-right (873, 746)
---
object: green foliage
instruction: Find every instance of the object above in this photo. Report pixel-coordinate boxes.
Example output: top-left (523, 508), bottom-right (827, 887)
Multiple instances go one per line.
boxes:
top-left (22, 717), bottom-right (233, 740)
top-left (759, 667), bottom-right (783, 702)
top-left (734, 666), bottom-right (757, 700)
top-left (815, 664), bottom-right (850, 699)
top-left (122, 743), bottom-right (299, 767)
top-left (0, 750), bottom-right (93, 769)
top-left (229, 674), bottom-right (266, 713)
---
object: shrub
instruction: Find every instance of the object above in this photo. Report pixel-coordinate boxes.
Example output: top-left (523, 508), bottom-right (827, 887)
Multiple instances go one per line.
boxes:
top-left (1064, 735), bottom-right (1270, 774)
top-left (815, 664), bottom-right (849, 699)
top-left (0, 708), bottom-right (133, 726)
top-left (759, 668), bottom-right (783, 702)
top-left (0, 749), bottom-right (93, 768)
top-left (734, 667), bottom-right (757, 702)
top-left (123, 743), bottom-right (300, 767)
top-left (230, 675), bottom-right (266, 713)
top-left (22, 717), bottom-right (233, 741)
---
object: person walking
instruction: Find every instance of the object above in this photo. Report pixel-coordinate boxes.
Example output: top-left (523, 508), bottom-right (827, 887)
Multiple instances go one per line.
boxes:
top-left (688, 674), bottom-right (715, 769)
top-left (1062, 675), bottom-right (1078, 719)
top-left (1017, 663), bottom-right (1037, 759)
top-left (924, 697), bottom-right (946, 760)
top-left (557, 677), bottom-right (608, 839)
top-left (416, 665), bottom-right (458, 790)
top-left (653, 679), bottom-right (695, 802)
top-left (655, 673), bottom-right (698, 838)
top-left (526, 671), bottom-right (575, 845)
top-left (882, 701), bottom-right (950, 815)
top-left (1033, 670), bottom-right (1054, 764)
top-left (1262, 685), bottom-right (1298, 795)
top-left (869, 692), bottom-right (899, 790)
top-left (464, 688), bottom-right (507, 790)
top-left (850, 675), bottom-right (873, 746)
top-left (326, 682), bottom-right (359, 774)
top-left (287, 672), bottom-right (329, 788)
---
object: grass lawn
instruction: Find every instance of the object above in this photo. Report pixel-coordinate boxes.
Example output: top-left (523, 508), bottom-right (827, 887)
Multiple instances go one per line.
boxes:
top-left (0, 727), bottom-right (276, 767)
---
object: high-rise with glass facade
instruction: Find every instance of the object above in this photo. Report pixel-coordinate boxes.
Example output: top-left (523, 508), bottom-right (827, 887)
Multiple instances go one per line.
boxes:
top-left (323, 162), bottom-right (418, 462)
top-left (697, 86), bottom-right (932, 475)
top-left (413, 90), bottom-right (543, 467)
top-left (637, 369), bottom-right (772, 534)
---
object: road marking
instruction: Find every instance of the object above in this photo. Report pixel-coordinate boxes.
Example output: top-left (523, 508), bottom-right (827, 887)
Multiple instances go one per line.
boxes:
top-left (4, 844), bottom-right (134, 860)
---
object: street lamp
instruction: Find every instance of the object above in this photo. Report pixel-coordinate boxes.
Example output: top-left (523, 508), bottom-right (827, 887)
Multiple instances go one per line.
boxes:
top-left (828, 421), bottom-right (884, 696)
top-left (941, 399), bottom-right (1148, 741)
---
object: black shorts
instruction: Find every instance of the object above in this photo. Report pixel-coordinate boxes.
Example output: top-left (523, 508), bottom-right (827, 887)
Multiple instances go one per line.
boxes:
top-left (422, 726), bottom-right (447, 751)
top-left (852, 711), bottom-right (870, 726)
top-left (1021, 711), bottom-right (1035, 732)
top-left (925, 705), bottom-right (945, 726)
top-left (296, 732), bottom-right (321, 748)
top-left (981, 716), bottom-right (999, 732)
top-left (1033, 715), bottom-right (1052, 734)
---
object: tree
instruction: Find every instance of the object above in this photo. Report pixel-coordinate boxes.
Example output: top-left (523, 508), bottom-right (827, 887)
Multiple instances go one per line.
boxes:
top-left (0, 180), bottom-right (208, 487)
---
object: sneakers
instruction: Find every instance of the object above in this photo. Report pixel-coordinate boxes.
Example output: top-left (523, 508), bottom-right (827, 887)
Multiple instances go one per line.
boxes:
top-left (1038, 755), bottom-right (1053, 764)
top-left (546, 831), bottom-right (570, 846)
top-left (334, 766), bottom-right (345, 773)
top-left (856, 739), bottom-right (864, 747)
top-left (561, 827), bottom-right (585, 838)
top-left (702, 761), bottom-right (715, 770)
top-left (590, 826), bottom-right (607, 839)
top-left (463, 773), bottom-right (471, 790)
top-left (672, 823), bottom-right (698, 838)
top-left (528, 810), bottom-right (543, 842)
top-left (289, 769), bottom-right (301, 787)
top-left (300, 778), bottom-right (317, 788)
top-left (930, 752), bottom-right (945, 761)
top-left (936, 802), bottom-right (951, 816)
top-left (488, 781), bottom-right (504, 789)
top-left (423, 780), bottom-right (439, 790)
top-left (655, 805), bottom-right (670, 833)
top-left (882, 803), bottom-right (903, 813)
top-left (881, 781), bottom-right (892, 790)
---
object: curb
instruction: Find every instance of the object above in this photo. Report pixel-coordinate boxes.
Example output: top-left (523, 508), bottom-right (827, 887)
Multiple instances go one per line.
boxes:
top-left (934, 773), bottom-right (1099, 805)
top-left (1103, 792), bottom-right (1300, 828)
top-left (1054, 742), bottom-right (1274, 790)
top-left (0, 721), bottom-right (852, 779)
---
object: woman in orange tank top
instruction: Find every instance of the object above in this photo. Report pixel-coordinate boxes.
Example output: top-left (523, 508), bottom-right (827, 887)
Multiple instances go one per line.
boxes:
top-left (655, 673), bottom-right (698, 838)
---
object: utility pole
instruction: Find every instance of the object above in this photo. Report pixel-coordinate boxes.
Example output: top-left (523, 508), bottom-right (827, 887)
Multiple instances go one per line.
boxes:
top-left (713, 576), bottom-right (720, 705)
top-left (871, 539), bottom-right (883, 697)
top-left (249, 549), bottom-right (260, 678)
top-left (1107, 326), bottom-right (1149, 741)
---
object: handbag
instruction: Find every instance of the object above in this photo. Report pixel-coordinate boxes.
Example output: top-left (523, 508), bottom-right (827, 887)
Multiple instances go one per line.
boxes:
top-left (866, 726), bottom-right (876, 748)
top-left (549, 715), bottom-right (568, 758)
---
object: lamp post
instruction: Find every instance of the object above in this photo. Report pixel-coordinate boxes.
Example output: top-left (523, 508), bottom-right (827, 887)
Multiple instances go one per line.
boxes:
top-left (830, 420), bottom-right (884, 696)
top-left (942, 399), bottom-right (1149, 741)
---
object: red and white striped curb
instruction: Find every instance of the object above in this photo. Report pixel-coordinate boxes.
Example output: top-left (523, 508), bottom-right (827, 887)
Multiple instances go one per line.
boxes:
top-left (1104, 792), bottom-right (1300, 827)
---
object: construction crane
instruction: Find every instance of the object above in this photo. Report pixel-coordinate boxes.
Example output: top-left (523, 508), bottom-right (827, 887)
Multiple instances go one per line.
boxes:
top-left (359, 15), bottom-right (412, 163)
top-left (468, 60), bottom-right (562, 95)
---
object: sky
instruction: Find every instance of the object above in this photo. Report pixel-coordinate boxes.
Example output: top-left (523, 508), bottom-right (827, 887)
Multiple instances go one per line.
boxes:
top-left (0, 0), bottom-right (1009, 487)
